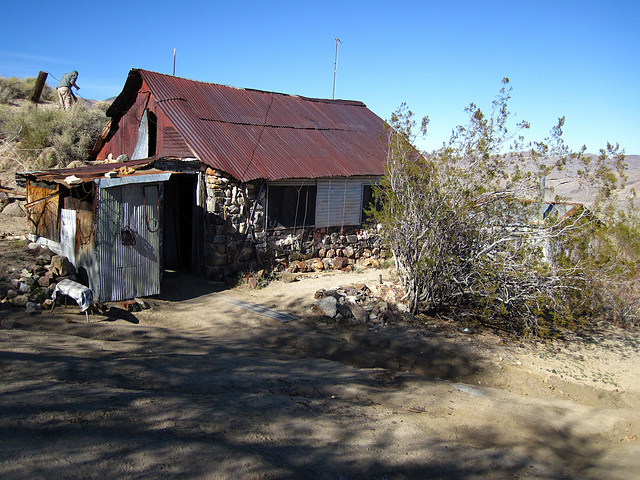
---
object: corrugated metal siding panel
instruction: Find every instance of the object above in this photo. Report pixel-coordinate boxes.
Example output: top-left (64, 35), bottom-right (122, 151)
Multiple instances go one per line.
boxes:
top-left (59, 209), bottom-right (76, 264)
top-left (315, 176), bottom-right (378, 228)
top-left (99, 90), bottom-right (151, 160)
top-left (95, 182), bottom-right (162, 302)
top-left (136, 69), bottom-right (388, 182)
top-left (161, 126), bottom-right (192, 157)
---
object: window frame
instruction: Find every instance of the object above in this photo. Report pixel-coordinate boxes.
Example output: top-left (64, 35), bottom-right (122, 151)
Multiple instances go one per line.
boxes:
top-left (266, 183), bottom-right (317, 229)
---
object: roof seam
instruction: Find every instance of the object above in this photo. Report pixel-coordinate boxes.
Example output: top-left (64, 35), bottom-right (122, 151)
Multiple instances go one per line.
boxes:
top-left (197, 117), bottom-right (361, 132)
top-left (155, 97), bottom-right (188, 103)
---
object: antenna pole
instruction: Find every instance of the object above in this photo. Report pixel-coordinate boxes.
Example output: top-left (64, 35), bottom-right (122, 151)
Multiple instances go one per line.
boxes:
top-left (333, 38), bottom-right (342, 99)
top-left (173, 48), bottom-right (176, 76)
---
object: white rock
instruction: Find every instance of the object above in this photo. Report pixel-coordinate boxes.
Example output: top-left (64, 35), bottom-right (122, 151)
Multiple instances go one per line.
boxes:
top-left (314, 296), bottom-right (338, 318)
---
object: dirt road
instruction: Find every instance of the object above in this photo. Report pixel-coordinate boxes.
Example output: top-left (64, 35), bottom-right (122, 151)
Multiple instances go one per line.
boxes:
top-left (1, 267), bottom-right (639, 479)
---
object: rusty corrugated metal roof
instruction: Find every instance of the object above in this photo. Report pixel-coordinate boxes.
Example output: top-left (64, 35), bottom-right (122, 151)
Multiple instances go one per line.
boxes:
top-left (110, 69), bottom-right (388, 182)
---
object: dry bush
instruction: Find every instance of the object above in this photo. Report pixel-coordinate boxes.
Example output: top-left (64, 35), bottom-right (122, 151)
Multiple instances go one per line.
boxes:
top-left (376, 80), bottom-right (639, 337)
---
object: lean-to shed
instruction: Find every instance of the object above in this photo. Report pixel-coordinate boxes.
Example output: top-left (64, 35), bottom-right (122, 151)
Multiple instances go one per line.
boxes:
top-left (22, 160), bottom-right (171, 302)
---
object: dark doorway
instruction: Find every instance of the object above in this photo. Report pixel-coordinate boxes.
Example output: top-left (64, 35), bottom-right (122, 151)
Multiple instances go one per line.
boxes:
top-left (163, 174), bottom-right (196, 271)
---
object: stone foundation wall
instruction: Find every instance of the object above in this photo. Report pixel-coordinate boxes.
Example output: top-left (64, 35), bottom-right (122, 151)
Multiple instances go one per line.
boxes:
top-left (202, 169), bottom-right (386, 280)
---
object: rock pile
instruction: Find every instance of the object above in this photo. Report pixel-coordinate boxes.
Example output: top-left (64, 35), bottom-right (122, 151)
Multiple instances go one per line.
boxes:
top-left (313, 280), bottom-right (410, 327)
top-left (0, 243), bottom-right (78, 315)
top-left (284, 256), bottom-right (380, 275)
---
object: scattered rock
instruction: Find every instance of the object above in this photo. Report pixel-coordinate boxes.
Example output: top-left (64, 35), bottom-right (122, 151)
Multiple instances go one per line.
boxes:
top-left (310, 279), bottom-right (409, 327)
top-left (134, 298), bottom-right (150, 310)
top-left (25, 302), bottom-right (39, 314)
top-left (279, 272), bottom-right (298, 284)
top-left (346, 303), bottom-right (368, 323)
top-left (36, 253), bottom-right (52, 266)
top-left (2, 201), bottom-right (26, 217)
top-left (1, 319), bottom-right (16, 329)
top-left (314, 296), bottom-right (338, 318)
top-left (332, 257), bottom-right (349, 270)
top-left (10, 295), bottom-right (28, 307)
top-left (49, 255), bottom-right (75, 277)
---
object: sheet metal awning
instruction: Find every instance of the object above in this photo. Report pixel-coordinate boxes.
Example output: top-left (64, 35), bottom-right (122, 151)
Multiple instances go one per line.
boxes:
top-left (19, 159), bottom-right (172, 187)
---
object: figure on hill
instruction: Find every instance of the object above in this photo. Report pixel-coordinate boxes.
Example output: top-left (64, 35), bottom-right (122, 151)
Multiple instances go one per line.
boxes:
top-left (56, 70), bottom-right (80, 110)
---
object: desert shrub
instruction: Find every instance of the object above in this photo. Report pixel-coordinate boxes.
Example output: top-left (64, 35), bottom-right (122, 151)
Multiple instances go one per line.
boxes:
top-left (50, 105), bottom-right (105, 167)
top-left (0, 75), bottom-right (55, 104)
top-left (0, 104), bottom-right (13, 138)
top-left (376, 80), bottom-right (638, 337)
top-left (2, 102), bottom-right (106, 168)
top-left (559, 219), bottom-right (640, 328)
top-left (0, 77), bottom-right (22, 104)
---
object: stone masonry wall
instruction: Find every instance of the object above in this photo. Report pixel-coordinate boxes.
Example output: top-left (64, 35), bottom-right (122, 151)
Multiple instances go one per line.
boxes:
top-left (203, 168), bottom-right (263, 280)
top-left (203, 169), bottom-right (386, 280)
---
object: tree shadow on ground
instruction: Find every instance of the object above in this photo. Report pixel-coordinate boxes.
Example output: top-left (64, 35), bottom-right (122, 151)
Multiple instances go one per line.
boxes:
top-left (100, 306), bottom-right (140, 324)
top-left (0, 269), bottom-right (625, 479)
top-left (0, 320), bottom-right (610, 480)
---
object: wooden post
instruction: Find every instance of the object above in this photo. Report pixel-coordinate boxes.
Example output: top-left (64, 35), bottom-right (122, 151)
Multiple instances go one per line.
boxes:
top-left (29, 71), bottom-right (48, 104)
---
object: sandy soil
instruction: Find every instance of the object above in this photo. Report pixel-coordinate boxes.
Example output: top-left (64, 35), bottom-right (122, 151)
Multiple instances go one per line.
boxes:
top-left (1, 250), bottom-right (640, 479)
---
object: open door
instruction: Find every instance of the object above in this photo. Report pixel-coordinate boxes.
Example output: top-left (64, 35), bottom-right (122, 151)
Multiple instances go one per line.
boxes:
top-left (163, 174), bottom-right (197, 272)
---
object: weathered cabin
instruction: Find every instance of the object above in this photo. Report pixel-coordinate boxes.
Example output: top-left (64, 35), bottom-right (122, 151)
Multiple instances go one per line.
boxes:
top-left (22, 69), bottom-right (389, 301)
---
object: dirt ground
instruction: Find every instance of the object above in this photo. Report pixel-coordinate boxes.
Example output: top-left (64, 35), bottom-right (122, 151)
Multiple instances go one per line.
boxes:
top-left (1, 234), bottom-right (640, 480)
top-left (1, 162), bottom-right (639, 479)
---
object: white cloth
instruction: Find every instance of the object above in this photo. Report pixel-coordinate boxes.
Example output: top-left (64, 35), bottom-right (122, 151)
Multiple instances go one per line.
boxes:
top-left (52, 279), bottom-right (94, 312)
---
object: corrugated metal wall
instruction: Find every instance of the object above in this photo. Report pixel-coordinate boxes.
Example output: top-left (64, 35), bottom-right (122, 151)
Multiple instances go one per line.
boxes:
top-left (60, 209), bottom-right (76, 264)
top-left (95, 181), bottom-right (162, 302)
top-left (315, 176), bottom-right (378, 227)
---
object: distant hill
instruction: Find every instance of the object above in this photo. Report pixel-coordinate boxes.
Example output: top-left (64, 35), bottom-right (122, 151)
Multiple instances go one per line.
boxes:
top-left (543, 154), bottom-right (640, 206)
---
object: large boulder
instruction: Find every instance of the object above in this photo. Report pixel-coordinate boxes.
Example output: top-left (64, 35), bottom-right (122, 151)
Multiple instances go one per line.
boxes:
top-left (49, 255), bottom-right (75, 277)
top-left (2, 201), bottom-right (26, 217)
top-left (314, 296), bottom-right (337, 318)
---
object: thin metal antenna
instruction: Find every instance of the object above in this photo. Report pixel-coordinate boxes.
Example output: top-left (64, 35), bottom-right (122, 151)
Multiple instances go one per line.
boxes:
top-left (173, 48), bottom-right (176, 76)
top-left (332, 38), bottom-right (342, 99)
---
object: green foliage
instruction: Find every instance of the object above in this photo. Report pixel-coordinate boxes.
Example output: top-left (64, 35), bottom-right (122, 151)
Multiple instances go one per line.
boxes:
top-left (376, 79), bottom-right (638, 337)
top-left (559, 219), bottom-right (640, 328)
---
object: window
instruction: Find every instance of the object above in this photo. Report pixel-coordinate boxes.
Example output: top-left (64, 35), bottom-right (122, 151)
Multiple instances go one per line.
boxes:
top-left (268, 185), bottom-right (316, 228)
top-left (361, 184), bottom-right (382, 223)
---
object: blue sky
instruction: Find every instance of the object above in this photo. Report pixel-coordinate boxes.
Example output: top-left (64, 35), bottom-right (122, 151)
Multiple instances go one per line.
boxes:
top-left (2, 0), bottom-right (638, 153)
